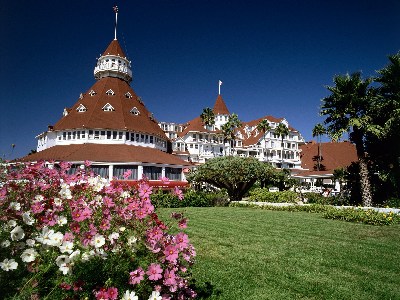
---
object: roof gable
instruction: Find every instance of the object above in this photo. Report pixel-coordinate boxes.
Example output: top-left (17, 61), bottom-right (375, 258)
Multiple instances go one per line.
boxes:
top-left (213, 95), bottom-right (230, 115)
top-left (102, 39), bottom-right (127, 58)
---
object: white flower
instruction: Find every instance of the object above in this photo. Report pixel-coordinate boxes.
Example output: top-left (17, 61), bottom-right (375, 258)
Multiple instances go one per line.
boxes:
top-left (121, 191), bottom-right (131, 198)
top-left (59, 263), bottom-right (70, 274)
top-left (57, 215), bottom-right (67, 226)
top-left (26, 239), bottom-right (36, 247)
top-left (108, 232), bottom-right (119, 241)
top-left (127, 236), bottom-right (137, 246)
top-left (59, 183), bottom-right (72, 199)
top-left (93, 234), bottom-right (105, 248)
top-left (81, 252), bottom-right (92, 262)
top-left (22, 212), bottom-right (35, 225)
top-left (35, 227), bottom-right (54, 245)
top-left (119, 227), bottom-right (126, 232)
top-left (121, 290), bottom-right (139, 300)
top-left (0, 258), bottom-right (18, 271)
top-left (69, 249), bottom-right (81, 261)
top-left (9, 202), bottom-right (21, 211)
top-left (53, 197), bottom-right (62, 206)
top-left (10, 226), bottom-right (25, 241)
top-left (148, 291), bottom-right (162, 300)
top-left (56, 255), bottom-right (70, 267)
top-left (7, 220), bottom-right (17, 228)
top-left (34, 195), bottom-right (44, 202)
top-left (48, 231), bottom-right (64, 247)
top-left (21, 248), bottom-right (38, 263)
top-left (1, 240), bottom-right (10, 248)
top-left (59, 241), bottom-right (74, 254)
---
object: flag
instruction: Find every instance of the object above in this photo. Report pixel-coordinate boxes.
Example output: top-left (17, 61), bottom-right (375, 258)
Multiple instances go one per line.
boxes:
top-left (219, 80), bottom-right (223, 86)
top-left (113, 6), bottom-right (118, 13)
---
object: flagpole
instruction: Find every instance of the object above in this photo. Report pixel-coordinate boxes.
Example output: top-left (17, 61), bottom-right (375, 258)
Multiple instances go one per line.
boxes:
top-left (218, 80), bottom-right (222, 95)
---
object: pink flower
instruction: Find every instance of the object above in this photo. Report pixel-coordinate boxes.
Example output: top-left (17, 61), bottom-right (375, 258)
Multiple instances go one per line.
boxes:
top-left (175, 232), bottom-right (189, 250)
top-left (95, 289), bottom-right (109, 300)
top-left (103, 196), bottom-right (115, 208)
top-left (129, 267), bottom-right (144, 285)
top-left (146, 263), bottom-right (163, 281)
top-left (123, 170), bottom-right (132, 179)
top-left (164, 269), bottom-right (177, 286)
top-left (164, 245), bottom-right (179, 262)
top-left (84, 160), bottom-right (91, 167)
top-left (178, 218), bottom-right (188, 229)
top-left (159, 176), bottom-right (170, 184)
top-left (138, 183), bottom-right (152, 199)
top-left (173, 187), bottom-right (184, 200)
top-left (107, 287), bottom-right (118, 300)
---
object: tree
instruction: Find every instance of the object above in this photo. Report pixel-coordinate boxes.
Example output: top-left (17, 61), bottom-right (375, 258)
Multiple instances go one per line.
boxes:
top-left (312, 123), bottom-right (326, 171)
top-left (333, 167), bottom-right (348, 199)
top-left (187, 156), bottom-right (274, 201)
top-left (200, 107), bottom-right (215, 130)
top-left (257, 119), bottom-right (272, 160)
top-left (320, 72), bottom-right (382, 207)
top-left (274, 123), bottom-right (289, 167)
top-left (221, 113), bottom-right (242, 155)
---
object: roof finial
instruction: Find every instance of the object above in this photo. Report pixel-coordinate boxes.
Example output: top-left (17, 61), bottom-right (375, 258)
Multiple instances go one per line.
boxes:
top-left (218, 80), bottom-right (223, 95)
top-left (113, 5), bottom-right (119, 40)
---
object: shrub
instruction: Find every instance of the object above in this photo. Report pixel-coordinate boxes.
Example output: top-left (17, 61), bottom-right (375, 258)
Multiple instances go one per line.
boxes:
top-left (151, 189), bottom-right (229, 208)
top-left (0, 162), bottom-right (196, 299)
top-left (383, 197), bottom-right (400, 208)
top-left (249, 188), bottom-right (299, 203)
top-left (323, 207), bottom-right (400, 225)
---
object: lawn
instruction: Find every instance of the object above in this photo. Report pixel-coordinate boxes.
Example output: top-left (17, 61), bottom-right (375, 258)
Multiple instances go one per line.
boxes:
top-left (160, 207), bottom-right (400, 300)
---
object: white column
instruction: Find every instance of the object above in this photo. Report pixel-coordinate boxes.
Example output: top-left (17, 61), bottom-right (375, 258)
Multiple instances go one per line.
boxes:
top-left (161, 167), bottom-right (166, 178)
top-left (138, 166), bottom-right (143, 179)
top-left (108, 165), bottom-right (114, 181)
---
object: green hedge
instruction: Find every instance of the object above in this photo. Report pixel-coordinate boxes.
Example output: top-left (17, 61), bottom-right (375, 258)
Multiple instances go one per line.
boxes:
top-left (151, 189), bottom-right (229, 208)
top-left (248, 188), bottom-right (299, 203)
top-left (323, 207), bottom-right (400, 225)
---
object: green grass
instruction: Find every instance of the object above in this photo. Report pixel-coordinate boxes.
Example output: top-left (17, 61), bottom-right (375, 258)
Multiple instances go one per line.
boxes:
top-left (160, 207), bottom-right (400, 300)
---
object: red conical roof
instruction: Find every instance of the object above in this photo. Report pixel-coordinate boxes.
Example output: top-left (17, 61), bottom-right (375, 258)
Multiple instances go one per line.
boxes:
top-left (102, 39), bottom-right (127, 57)
top-left (53, 77), bottom-right (165, 138)
top-left (213, 95), bottom-right (230, 115)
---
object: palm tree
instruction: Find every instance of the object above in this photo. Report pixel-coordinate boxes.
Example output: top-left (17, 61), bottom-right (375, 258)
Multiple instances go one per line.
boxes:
top-left (321, 72), bottom-right (382, 207)
top-left (200, 107), bottom-right (215, 130)
top-left (312, 123), bottom-right (326, 171)
top-left (221, 113), bottom-right (242, 155)
top-left (257, 119), bottom-right (272, 160)
top-left (275, 123), bottom-right (289, 168)
top-left (333, 167), bottom-right (347, 199)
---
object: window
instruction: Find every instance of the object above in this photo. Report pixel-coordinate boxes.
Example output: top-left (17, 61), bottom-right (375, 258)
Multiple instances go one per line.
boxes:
top-left (107, 131), bottom-right (112, 139)
top-left (142, 166), bottom-right (162, 180)
top-left (165, 168), bottom-right (182, 181)
top-left (113, 131), bottom-right (117, 139)
top-left (91, 165), bottom-right (109, 178)
top-left (94, 131), bottom-right (100, 139)
top-left (150, 136), bottom-right (154, 143)
top-left (113, 166), bottom-right (138, 180)
top-left (195, 145), bottom-right (198, 149)
top-left (89, 90), bottom-right (96, 96)
top-left (102, 103), bottom-right (115, 111)
top-left (130, 107), bottom-right (140, 115)
top-left (106, 89), bottom-right (115, 96)
top-left (101, 131), bottom-right (106, 139)
top-left (76, 104), bottom-right (87, 112)
top-left (89, 130), bottom-right (94, 139)
top-left (119, 132), bottom-right (123, 140)
top-left (125, 92), bottom-right (133, 99)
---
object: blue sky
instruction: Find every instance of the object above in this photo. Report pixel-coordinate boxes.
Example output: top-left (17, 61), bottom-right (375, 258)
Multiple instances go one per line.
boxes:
top-left (1, 0), bottom-right (399, 160)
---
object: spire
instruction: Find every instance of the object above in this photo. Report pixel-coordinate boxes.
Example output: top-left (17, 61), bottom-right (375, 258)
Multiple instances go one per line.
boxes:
top-left (213, 94), bottom-right (230, 115)
top-left (113, 5), bottom-right (118, 40)
top-left (218, 80), bottom-right (223, 95)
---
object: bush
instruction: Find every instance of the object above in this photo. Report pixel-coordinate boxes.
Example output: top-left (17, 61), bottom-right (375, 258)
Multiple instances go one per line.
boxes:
top-left (303, 193), bottom-right (350, 206)
top-left (151, 189), bottom-right (229, 208)
top-left (383, 197), bottom-right (400, 208)
top-left (0, 162), bottom-right (196, 299)
top-left (249, 188), bottom-right (299, 203)
top-left (323, 207), bottom-right (400, 225)
top-left (230, 202), bottom-right (330, 213)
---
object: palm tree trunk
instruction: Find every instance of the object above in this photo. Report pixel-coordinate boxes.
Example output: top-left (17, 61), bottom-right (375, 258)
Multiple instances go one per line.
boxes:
top-left (353, 129), bottom-right (373, 207)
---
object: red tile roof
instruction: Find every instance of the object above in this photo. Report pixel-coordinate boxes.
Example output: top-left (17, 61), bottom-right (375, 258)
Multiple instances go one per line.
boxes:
top-left (294, 141), bottom-right (358, 176)
top-left (178, 117), bottom-right (221, 137)
top-left (102, 39), bottom-right (127, 57)
top-left (53, 77), bottom-right (166, 138)
top-left (18, 144), bottom-right (192, 166)
top-left (213, 95), bottom-right (230, 115)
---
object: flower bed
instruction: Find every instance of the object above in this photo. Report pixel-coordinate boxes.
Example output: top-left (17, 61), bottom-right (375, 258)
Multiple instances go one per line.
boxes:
top-left (0, 162), bottom-right (196, 299)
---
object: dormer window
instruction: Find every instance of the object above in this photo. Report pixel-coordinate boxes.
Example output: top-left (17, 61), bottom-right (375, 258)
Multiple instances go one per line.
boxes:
top-left (76, 104), bottom-right (87, 112)
top-left (106, 89), bottom-right (115, 96)
top-left (130, 107), bottom-right (140, 115)
top-left (102, 103), bottom-right (115, 112)
top-left (89, 90), bottom-right (96, 96)
top-left (125, 92), bottom-right (133, 99)
top-left (137, 96), bottom-right (143, 104)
